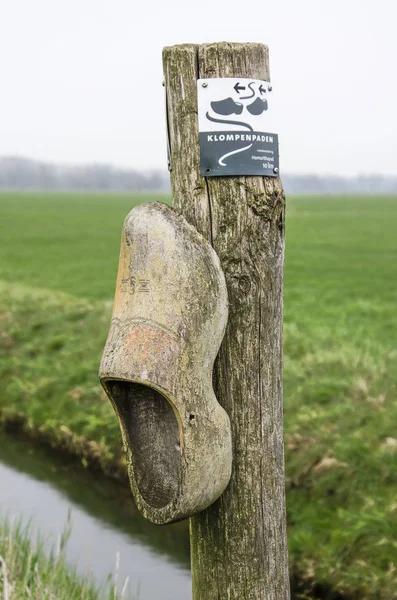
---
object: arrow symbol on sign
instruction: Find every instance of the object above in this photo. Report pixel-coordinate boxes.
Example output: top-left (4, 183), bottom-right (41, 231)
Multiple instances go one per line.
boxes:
top-left (259, 84), bottom-right (266, 95)
top-left (234, 82), bottom-right (245, 94)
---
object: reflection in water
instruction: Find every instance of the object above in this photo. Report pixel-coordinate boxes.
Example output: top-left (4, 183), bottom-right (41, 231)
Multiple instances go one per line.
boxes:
top-left (0, 432), bottom-right (191, 600)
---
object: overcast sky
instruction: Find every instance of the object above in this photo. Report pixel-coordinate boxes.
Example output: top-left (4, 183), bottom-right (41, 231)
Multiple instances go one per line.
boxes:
top-left (0, 0), bottom-right (396, 175)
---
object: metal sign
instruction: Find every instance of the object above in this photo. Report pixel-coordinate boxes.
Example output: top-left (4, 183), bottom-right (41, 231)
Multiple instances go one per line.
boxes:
top-left (197, 78), bottom-right (279, 178)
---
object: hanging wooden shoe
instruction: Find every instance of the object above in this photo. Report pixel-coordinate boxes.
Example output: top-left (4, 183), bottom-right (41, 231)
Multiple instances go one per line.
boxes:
top-left (99, 202), bottom-right (232, 525)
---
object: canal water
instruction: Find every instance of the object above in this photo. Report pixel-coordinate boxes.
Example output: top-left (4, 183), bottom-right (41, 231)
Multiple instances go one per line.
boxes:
top-left (0, 432), bottom-right (191, 599)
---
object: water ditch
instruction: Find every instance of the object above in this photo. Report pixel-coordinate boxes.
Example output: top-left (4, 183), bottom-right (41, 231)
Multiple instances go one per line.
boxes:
top-left (0, 431), bottom-right (352, 600)
top-left (0, 431), bottom-right (191, 599)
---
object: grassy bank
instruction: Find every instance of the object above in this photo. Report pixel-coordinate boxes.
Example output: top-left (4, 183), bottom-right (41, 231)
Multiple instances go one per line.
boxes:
top-left (0, 513), bottom-right (128, 599)
top-left (1, 192), bottom-right (396, 599)
top-left (0, 279), bottom-right (126, 479)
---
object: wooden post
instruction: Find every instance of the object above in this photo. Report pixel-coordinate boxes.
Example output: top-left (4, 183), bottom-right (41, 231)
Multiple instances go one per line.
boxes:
top-left (163, 43), bottom-right (290, 600)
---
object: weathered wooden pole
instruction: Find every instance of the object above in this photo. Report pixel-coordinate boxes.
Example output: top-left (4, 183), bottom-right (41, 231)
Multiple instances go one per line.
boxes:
top-left (163, 43), bottom-right (290, 600)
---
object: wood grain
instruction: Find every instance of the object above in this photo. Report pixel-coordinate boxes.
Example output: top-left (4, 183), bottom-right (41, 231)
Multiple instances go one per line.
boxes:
top-left (163, 42), bottom-right (290, 599)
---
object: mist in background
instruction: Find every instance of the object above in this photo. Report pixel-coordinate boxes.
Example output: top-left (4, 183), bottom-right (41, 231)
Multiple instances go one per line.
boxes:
top-left (1, 0), bottom-right (396, 189)
top-left (1, 155), bottom-right (397, 194)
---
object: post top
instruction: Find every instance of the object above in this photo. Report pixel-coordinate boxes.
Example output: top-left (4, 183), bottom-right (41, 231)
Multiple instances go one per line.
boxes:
top-left (163, 41), bottom-right (269, 53)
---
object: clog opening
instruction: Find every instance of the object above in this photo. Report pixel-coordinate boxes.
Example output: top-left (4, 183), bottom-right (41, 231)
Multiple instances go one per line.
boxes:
top-left (105, 380), bottom-right (180, 509)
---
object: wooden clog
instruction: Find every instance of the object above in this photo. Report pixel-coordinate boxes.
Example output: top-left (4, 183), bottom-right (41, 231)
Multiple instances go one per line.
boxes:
top-left (99, 202), bottom-right (232, 524)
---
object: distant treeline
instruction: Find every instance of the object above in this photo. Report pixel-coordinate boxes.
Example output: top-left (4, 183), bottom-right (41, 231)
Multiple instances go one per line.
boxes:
top-left (0, 156), bottom-right (169, 192)
top-left (1, 156), bottom-right (397, 195)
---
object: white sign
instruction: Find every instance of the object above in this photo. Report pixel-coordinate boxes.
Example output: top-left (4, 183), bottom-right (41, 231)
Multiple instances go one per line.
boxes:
top-left (197, 77), bottom-right (279, 177)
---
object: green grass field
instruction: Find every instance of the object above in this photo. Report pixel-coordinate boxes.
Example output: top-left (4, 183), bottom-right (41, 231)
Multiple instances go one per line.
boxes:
top-left (0, 192), bottom-right (396, 599)
top-left (0, 192), bottom-right (164, 299)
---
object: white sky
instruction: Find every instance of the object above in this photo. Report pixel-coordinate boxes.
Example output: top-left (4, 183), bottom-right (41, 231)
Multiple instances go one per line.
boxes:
top-left (0, 0), bottom-right (396, 175)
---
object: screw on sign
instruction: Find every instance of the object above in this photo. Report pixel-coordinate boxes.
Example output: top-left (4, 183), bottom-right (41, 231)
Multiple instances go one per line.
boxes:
top-left (197, 76), bottom-right (279, 177)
